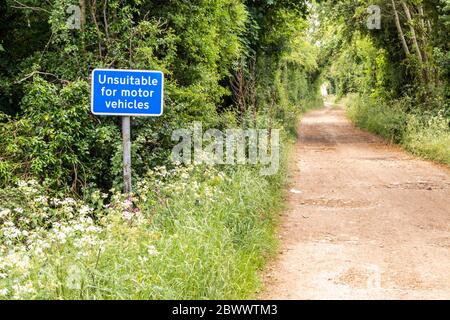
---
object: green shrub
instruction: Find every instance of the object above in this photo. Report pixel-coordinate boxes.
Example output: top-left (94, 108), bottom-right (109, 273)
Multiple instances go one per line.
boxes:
top-left (347, 95), bottom-right (407, 143)
top-left (0, 0), bottom-right (320, 300)
top-left (346, 94), bottom-right (450, 165)
top-left (404, 112), bottom-right (450, 165)
top-left (0, 78), bottom-right (118, 192)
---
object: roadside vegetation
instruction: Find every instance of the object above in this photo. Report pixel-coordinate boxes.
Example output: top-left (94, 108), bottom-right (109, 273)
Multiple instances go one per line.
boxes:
top-left (347, 95), bottom-right (450, 165)
top-left (0, 0), bottom-right (321, 299)
top-left (6, 0), bottom-right (448, 300)
top-left (0, 165), bottom-right (282, 299)
top-left (314, 0), bottom-right (450, 166)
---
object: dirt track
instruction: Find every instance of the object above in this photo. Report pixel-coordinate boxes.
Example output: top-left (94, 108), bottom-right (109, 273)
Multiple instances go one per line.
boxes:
top-left (261, 105), bottom-right (450, 299)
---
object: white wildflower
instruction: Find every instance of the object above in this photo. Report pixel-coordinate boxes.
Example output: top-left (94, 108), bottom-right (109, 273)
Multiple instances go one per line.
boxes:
top-left (181, 172), bottom-right (189, 179)
top-left (138, 256), bottom-right (149, 263)
top-left (33, 195), bottom-right (48, 205)
top-left (12, 281), bottom-right (35, 299)
top-left (64, 197), bottom-right (76, 205)
top-left (122, 211), bottom-right (133, 221)
top-left (27, 180), bottom-right (38, 186)
top-left (79, 205), bottom-right (93, 215)
top-left (124, 199), bottom-right (133, 208)
top-left (3, 225), bottom-right (22, 239)
top-left (147, 245), bottom-right (159, 256)
top-left (55, 231), bottom-right (67, 244)
top-left (17, 180), bottom-right (28, 188)
top-left (0, 208), bottom-right (11, 219)
top-left (85, 225), bottom-right (102, 233)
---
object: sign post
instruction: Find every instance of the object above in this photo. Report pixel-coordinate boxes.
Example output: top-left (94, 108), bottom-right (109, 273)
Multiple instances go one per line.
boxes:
top-left (122, 116), bottom-right (132, 194)
top-left (91, 68), bottom-right (164, 194)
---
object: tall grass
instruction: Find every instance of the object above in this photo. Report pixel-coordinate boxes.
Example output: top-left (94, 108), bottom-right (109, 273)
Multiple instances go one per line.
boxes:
top-left (404, 112), bottom-right (450, 166)
top-left (346, 94), bottom-right (450, 165)
top-left (0, 162), bottom-right (289, 299)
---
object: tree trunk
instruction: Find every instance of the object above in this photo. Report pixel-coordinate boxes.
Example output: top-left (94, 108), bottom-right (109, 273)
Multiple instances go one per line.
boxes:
top-left (391, 0), bottom-right (410, 56)
top-left (230, 64), bottom-right (246, 124)
top-left (418, 5), bottom-right (428, 64)
top-left (401, 1), bottom-right (423, 64)
top-left (79, 0), bottom-right (86, 30)
top-left (248, 59), bottom-right (257, 126)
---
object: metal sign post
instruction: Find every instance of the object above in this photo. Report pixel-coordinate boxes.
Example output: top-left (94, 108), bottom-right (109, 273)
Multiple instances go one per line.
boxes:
top-left (91, 68), bottom-right (164, 194)
top-left (122, 116), bottom-right (132, 194)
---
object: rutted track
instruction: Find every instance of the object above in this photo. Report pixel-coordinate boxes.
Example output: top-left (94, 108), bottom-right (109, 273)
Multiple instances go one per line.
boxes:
top-left (261, 106), bottom-right (450, 300)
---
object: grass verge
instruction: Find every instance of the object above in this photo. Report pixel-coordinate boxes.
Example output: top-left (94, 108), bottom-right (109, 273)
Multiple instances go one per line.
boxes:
top-left (345, 94), bottom-right (450, 166)
top-left (0, 164), bottom-right (287, 299)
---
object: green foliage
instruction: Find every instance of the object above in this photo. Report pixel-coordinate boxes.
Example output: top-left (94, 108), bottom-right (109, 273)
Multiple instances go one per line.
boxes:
top-left (315, 0), bottom-right (450, 166)
top-left (0, 0), bottom-right (320, 300)
top-left (0, 0), bottom-right (242, 191)
top-left (404, 112), bottom-right (450, 165)
top-left (315, 0), bottom-right (450, 102)
top-left (0, 162), bottom-right (288, 299)
top-left (347, 94), bottom-right (408, 143)
top-left (0, 78), bottom-right (118, 191)
top-left (347, 94), bottom-right (450, 165)
top-left (0, 0), bottom-right (317, 192)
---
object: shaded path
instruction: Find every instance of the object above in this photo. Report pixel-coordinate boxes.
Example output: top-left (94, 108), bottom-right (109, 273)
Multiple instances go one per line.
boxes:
top-left (261, 106), bottom-right (450, 299)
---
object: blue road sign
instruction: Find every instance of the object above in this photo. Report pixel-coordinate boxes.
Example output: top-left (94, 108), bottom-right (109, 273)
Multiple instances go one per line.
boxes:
top-left (91, 69), bottom-right (164, 116)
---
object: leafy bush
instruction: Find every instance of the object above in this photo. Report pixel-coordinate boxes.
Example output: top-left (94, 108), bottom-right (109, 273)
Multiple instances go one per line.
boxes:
top-left (0, 0), bottom-right (317, 193)
top-left (404, 112), bottom-right (450, 165)
top-left (346, 94), bottom-right (450, 165)
top-left (0, 78), bottom-right (118, 191)
top-left (347, 95), bottom-right (407, 143)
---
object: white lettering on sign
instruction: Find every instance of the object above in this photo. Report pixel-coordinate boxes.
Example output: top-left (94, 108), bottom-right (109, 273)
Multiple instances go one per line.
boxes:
top-left (97, 74), bottom-right (159, 86)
